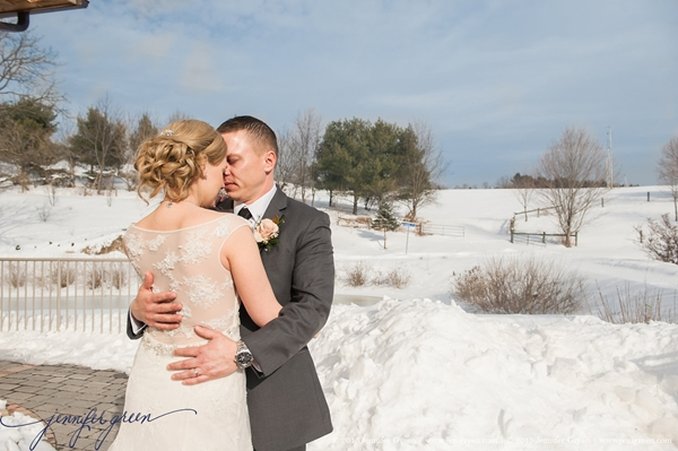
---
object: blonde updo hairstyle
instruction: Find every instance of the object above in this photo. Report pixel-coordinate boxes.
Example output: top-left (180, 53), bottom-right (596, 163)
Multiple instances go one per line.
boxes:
top-left (135, 119), bottom-right (226, 203)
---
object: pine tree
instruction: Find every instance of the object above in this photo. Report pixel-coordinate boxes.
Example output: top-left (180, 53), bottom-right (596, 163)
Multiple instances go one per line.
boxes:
top-left (371, 201), bottom-right (401, 249)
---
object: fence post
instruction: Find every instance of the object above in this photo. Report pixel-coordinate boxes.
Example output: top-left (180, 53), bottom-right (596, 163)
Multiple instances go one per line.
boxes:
top-left (510, 230), bottom-right (514, 243)
top-left (647, 191), bottom-right (650, 202)
top-left (542, 232), bottom-right (546, 243)
top-left (575, 232), bottom-right (578, 247)
top-left (56, 261), bottom-right (61, 332)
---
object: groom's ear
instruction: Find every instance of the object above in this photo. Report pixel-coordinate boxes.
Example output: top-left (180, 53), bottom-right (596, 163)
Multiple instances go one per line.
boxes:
top-left (263, 149), bottom-right (277, 175)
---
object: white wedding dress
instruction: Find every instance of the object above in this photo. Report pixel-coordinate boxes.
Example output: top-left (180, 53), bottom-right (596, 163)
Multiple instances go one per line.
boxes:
top-left (108, 214), bottom-right (252, 451)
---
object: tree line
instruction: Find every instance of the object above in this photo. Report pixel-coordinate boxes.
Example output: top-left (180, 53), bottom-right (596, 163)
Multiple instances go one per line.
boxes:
top-left (0, 32), bottom-right (443, 219)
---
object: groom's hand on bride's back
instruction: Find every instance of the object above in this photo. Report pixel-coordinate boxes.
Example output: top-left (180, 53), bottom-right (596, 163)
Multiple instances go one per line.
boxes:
top-left (168, 325), bottom-right (238, 385)
top-left (131, 271), bottom-right (183, 330)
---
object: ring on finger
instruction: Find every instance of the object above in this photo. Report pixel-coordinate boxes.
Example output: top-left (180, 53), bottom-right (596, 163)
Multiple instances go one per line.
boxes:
top-left (193, 368), bottom-right (200, 377)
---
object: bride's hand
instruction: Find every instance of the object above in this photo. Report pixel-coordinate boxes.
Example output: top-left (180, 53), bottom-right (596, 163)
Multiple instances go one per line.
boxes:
top-left (168, 325), bottom-right (238, 385)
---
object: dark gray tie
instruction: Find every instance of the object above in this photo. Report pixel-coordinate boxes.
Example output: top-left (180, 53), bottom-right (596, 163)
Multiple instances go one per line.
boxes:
top-left (238, 207), bottom-right (253, 220)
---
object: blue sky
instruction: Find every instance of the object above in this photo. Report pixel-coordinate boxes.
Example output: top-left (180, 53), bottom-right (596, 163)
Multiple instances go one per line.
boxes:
top-left (28, 0), bottom-right (678, 187)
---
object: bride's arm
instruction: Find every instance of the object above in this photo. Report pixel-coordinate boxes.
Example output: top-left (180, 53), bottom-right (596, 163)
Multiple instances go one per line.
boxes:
top-left (222, 226), bottom-right (282, 327)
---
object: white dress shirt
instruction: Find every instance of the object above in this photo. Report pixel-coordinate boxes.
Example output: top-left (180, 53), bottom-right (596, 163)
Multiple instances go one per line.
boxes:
top-left (234, 184), bottom-right (278, 225)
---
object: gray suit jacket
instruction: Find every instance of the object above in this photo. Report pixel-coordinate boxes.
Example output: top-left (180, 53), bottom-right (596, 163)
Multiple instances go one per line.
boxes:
top-left (127, 189), bottom-right (334, 451)
top-left (233, 189), bottom-right (334, 451)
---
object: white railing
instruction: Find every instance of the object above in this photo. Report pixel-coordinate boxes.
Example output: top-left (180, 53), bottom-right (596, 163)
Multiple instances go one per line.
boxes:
top-left (0, 257), bottom-right (139, 333)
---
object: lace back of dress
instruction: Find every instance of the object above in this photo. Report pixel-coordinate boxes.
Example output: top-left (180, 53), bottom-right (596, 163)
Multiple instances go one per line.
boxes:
top-left (124, 215), bottom-right (247, 348)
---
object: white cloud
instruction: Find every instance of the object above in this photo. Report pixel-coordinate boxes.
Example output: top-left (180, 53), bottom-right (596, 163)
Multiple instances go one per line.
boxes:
top-left (28, 0), bottom-right (678, 186)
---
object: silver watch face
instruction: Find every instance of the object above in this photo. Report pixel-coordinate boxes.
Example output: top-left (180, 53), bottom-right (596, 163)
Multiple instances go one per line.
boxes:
top-left (236, 351), bottom-right (253, 368)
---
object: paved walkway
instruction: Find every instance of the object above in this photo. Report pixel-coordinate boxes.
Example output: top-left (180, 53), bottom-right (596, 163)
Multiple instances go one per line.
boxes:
top-left (0, 360), bottom-right (127, 450)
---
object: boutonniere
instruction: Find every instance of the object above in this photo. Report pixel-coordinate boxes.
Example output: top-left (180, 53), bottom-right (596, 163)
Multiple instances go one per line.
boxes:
top-left (254, 215), bottom-right (285, 251)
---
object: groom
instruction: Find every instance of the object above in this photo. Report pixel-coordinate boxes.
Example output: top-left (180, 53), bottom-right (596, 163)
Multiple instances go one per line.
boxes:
top-left (127, 115), bottom-right (334, 451)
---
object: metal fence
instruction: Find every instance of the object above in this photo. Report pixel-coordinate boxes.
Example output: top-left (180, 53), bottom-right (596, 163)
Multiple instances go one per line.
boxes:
top-left (418, 223), bottom-right (465, 238)
top-left (0, 257), bottom-right (139, 333)
top-left (509, 231), bottom-right (578, 246)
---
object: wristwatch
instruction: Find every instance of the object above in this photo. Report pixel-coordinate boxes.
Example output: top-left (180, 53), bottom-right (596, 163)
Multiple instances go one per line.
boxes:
top-left (234, 340), bottom-right (254, 369)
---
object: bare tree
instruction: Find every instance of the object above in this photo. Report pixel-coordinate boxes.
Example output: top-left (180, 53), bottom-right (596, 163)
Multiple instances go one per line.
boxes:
top-left (512, 175), bottom-right (536, 221)
top-left (0, 31), bottom-right (58, 102)
top-left (274, 128), bottom-right (297, 194)
top-left (165, 110), bottom-right (189, 125)
top-left (658, 136), bottom-right (678, 221)
top-left (398, 122), bottom-right (444, 220)
top-left (537, 127), bottom-right (608, 247)
top-left (289, 108), bottom-right (322, 204)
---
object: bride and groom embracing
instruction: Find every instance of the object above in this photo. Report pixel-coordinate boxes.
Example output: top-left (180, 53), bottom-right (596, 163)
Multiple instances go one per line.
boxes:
top-left (108, 116), bottom-right (334, 451)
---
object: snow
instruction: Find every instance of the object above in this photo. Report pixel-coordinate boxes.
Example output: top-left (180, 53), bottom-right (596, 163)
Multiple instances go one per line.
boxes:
top-left (1, 185), bottom-right (678, 450)
top-left (0, 400), bottom-right (56, 451)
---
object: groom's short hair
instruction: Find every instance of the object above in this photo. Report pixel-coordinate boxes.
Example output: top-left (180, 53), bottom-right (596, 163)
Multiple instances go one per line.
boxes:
top-left (217, 115), bottom-right (278, 157)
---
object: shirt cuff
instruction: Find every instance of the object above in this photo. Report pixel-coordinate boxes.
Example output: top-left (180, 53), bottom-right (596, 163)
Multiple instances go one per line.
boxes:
top-left (129, 310), bottom-right (147, 335)
top-left (240, 339), bottom-right (262, 374)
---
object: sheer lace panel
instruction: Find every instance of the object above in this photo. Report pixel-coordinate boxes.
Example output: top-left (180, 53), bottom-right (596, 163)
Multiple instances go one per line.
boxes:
top-left (124, 214), bottom-right (249, 347)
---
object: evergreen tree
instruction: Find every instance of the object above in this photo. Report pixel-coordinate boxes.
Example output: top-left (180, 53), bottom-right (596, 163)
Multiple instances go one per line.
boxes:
top-left (0, 97), bottom-right (58, 189)
top-left (371, 201), bottom-right (401, 249)
top-left (129, 113), bottom-right (158, 158)
top-left (69, 101), bottom-right (127, 192)
top-left (316, 118), bottom-right (371, 212)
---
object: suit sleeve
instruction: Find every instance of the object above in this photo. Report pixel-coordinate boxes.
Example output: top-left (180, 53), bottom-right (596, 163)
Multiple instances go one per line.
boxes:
top-left (126, 309), bottom-right (146, 340)
top-left (242, 211), bottom-right (334, 377)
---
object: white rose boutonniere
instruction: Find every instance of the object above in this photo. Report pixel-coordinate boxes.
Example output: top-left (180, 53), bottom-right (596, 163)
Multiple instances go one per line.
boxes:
top-left (254, 215), bottom-right (285, 251)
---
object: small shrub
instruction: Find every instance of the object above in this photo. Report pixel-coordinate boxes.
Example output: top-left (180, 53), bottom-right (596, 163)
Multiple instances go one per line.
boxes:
top-left (51, 266), bottom-right (76, 288)
top-left (345, 262), bottom-right (369, 287)
top-left (453, 257), bottom-right (584, 314)
top-left (372, 268), bottom-right (410, 288)
top-left (636, 214), bottom-right (678, 264)
top-left (107, 266), bottom-right (126, 290)
top-left (8, 263), bottom-right (26, 288)
top-left (597, 284), bottom-right (677, 324)
top-left (87, 268), bottom-right (104, 289)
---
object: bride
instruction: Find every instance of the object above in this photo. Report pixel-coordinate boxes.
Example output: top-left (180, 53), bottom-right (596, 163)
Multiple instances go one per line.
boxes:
top-left (107, 119), bottom-right (280, 450)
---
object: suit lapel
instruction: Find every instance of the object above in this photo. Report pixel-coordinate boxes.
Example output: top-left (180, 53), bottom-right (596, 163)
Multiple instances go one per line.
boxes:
top-left (215, 189), bottom-right (286, 265)
top-left (260, 189), bottom-right (288, 266)
top-left (263, 188), bottom-right (288, 220)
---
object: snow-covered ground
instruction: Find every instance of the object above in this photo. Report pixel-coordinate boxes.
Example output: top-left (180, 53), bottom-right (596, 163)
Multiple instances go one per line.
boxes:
top-left (1, 185), bottom-right (677, 450)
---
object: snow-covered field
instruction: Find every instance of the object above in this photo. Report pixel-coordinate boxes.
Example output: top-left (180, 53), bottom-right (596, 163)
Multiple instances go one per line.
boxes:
top-left (1, 185), bottom-right (677, 450)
